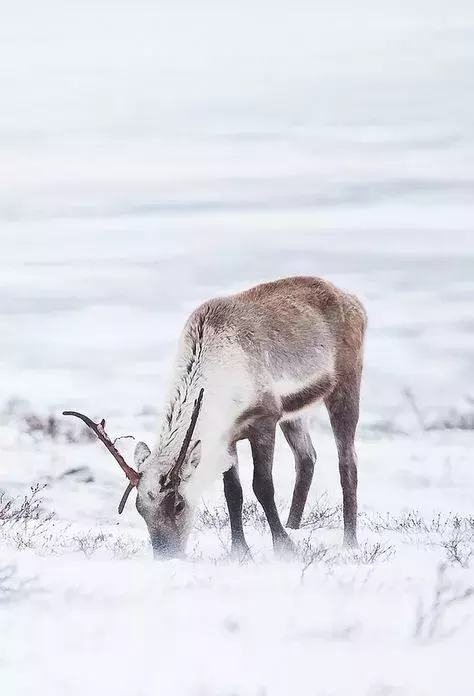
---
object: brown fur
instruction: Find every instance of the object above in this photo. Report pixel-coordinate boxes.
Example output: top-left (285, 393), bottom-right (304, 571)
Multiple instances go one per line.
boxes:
top-left (200, 276), bottom-right (367, 550)
top-left (196, 276), bottom-right (367, 422)
top-left (281, 374), bottom-right (336, 413)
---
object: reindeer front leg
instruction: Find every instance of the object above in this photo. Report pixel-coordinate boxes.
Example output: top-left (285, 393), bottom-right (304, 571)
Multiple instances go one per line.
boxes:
top-left (249, 419), bottom-right (296, 558)
top-left (223, 453), bottom-right (251, 562)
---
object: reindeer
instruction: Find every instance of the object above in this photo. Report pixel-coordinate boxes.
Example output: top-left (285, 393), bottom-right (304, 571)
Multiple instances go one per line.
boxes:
top-left (64, 276), bottom-right (367, 559)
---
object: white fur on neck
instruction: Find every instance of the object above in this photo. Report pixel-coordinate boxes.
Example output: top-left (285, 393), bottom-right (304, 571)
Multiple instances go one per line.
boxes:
top-left (143, 312), bottom-right (257, 505)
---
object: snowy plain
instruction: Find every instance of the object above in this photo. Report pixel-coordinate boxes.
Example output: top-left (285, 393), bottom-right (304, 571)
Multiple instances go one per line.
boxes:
top-left (1, 1), bottom-right (474, 695)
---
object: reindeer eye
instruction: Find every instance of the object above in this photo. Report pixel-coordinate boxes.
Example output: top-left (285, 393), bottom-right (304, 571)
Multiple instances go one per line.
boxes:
top-left (175, 500), bottom-right (185, 515)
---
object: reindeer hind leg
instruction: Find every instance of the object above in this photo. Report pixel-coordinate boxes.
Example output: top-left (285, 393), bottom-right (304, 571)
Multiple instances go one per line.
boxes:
top-left (324, 368), bottom-right (362, 548)
top-left (280, 418), bottom-right (316, 529)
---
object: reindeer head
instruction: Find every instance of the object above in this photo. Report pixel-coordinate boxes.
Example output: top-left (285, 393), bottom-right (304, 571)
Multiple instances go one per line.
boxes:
top-left (63, 389), bottom-right (204, 559)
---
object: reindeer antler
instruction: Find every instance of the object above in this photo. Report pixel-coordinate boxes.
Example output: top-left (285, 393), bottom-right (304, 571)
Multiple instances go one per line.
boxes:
top-left (62, 411), bottom-right (141, 488)
top-left (161, 388), bottom-right (204, 492)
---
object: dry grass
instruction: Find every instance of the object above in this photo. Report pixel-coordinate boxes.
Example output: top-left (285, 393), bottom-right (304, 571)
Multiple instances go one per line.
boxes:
top-left (403, 388), bottom-right (474, 432)
top-left (300, 495), bottom-right (341, 530)
top-left (366, 510), bottom-right (474, 536)
top-left (414, 563), bottom-right (474, 642)
top-left (2, 398), bottom-right (96, 443)
top-left (0, 484), bottom-right (54, 528)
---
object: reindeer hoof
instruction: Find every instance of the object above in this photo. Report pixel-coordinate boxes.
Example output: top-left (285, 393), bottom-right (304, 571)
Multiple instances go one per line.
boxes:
top-left (274, 534), bottom-right (298, 560)
top-left (230, 543), bottom-right (253, 564)
top-left (343, 534), bottom-right (359, 550)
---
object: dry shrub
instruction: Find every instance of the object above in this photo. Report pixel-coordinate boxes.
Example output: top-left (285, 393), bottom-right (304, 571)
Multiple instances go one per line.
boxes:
top-left (0, 484), bottom-right (54, 549)
top-left (3, 398), bottom-right (95, 443)
top-left (414, 564), bottom-right (474, 642)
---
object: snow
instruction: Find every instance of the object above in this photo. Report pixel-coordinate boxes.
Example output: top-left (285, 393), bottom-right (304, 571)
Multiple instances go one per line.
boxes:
top-left (1, 0), bottom-right (474, 694)
top-left (2, 431), bottom-right (474, 696)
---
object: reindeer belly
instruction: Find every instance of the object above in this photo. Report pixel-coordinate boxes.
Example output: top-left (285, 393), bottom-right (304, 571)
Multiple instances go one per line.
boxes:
top-left (276, 373), bottom-right (335, 417)
top-left (271, 339), bottom-right (336, 418)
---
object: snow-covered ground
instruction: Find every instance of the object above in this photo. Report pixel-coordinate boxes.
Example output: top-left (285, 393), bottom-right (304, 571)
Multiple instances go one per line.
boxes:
top-left (1, 1), bottom-right (474, 694)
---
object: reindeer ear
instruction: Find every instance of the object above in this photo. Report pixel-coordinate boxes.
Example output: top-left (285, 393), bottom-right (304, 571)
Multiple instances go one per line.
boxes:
top-left (134, 441), bottom-right (151, 469)
top-left (180, 440), bottom-right (201, 481)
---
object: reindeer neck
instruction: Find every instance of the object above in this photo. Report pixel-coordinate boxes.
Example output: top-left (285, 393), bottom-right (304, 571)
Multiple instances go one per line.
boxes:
top-left (156, 367), bottom-right (204, 462)
top-left (154, 311), bottom-right (208, 463)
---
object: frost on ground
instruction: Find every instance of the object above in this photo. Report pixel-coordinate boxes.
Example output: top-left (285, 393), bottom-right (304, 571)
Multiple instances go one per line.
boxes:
top-left (1, 409), bottom-right (474, 696)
